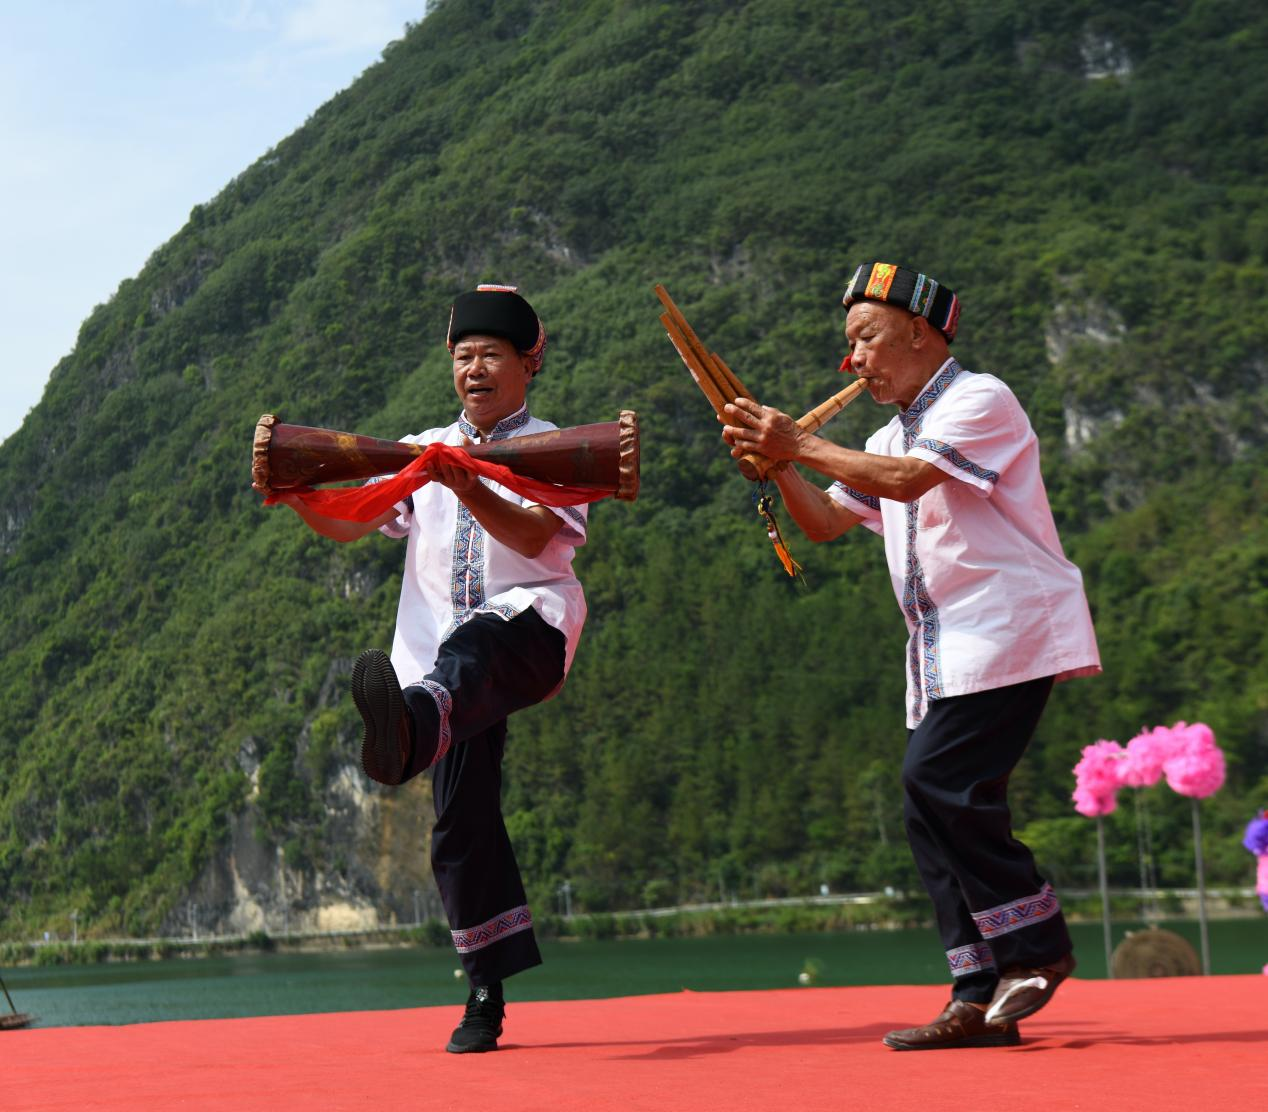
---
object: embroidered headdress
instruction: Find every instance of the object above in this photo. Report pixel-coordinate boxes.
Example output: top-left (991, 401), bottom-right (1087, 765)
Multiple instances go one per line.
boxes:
top-left (842, 262), bottom-right (961, 342)
top-left (447, 283), bottom-right (547, 374)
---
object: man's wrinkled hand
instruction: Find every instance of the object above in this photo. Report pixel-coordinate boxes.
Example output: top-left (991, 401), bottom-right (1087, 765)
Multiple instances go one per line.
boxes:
top-left (426, 437), bottom-right (481, 493)
top-left (425, 461), bottom-right (480, 493)
top-left (719, 398), bottom-right (803, 462)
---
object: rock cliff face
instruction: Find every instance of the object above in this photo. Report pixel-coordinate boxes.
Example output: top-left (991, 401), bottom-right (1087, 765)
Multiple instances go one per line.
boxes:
top-left (173, 764), bottom-right (441, 939)
top-left (1046, 295), bottom-right (1127, 453)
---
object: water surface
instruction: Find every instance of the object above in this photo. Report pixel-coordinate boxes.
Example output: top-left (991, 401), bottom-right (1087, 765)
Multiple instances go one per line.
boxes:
top-left (4, 920), bottom-right (1263, 1029)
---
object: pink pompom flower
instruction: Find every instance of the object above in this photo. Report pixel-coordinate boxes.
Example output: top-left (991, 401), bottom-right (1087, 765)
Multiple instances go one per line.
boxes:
top-left (1117, 725), bottom-right (1177, 788)
top-left (1162, 721), bottom-right (1225, 799)
top-left (1072, 784), bottom-right (1118, 817)
top-left (1073, 739), bottom-right (1123, 793)
top-left (1071, 739), bottom-right (1123, 816)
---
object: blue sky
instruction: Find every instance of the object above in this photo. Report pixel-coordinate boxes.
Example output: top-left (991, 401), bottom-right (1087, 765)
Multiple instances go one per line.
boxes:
top-left (0, 0), bottom-right (426, 445)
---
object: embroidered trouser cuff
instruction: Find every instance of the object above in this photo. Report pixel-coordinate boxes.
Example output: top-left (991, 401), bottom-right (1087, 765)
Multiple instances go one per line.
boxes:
top-left (901, 676), bottom-right (1071, 1002)
top-left (400, 607), bottom-right (566, 778)
top-left (422, 609), bottom-right (566, 986)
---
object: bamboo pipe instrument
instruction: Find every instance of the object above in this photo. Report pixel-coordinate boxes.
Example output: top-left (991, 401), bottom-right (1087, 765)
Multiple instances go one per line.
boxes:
top-left (659, 312), bottom-right (732, 416)
top-left (708, 351), bottom-right (754, 411)
top-left (739, 377), bottom-right (869, 481)
top-left (654, 285), bottom-right (754, 410)
top-left (797, 376), bottom-right (869, 433)
top-left (655, 284), bottom-right (769, 477)
top-left (655, 284), bottom-right (870, 480)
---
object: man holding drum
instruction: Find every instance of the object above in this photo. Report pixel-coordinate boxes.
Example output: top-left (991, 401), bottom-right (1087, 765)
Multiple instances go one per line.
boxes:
top-left (721, 262), bottom-right (1100, 1050)
top-left (274, 284), bottom-right (586, 1053)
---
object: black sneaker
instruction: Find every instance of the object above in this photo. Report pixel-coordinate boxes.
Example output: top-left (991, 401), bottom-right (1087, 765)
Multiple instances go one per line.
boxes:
top-left (351, 649), bottom-right (412, 785)
top-left (446, 983), bottom-right (505, 1054)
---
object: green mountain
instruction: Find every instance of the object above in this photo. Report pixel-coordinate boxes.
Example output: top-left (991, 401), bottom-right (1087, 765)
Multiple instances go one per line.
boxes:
top-left (2, 0), bottom-right (1266, 939)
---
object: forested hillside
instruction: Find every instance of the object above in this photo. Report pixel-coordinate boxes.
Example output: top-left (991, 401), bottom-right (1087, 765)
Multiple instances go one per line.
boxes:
top-left (2, 0), bottom-right (1266, 938)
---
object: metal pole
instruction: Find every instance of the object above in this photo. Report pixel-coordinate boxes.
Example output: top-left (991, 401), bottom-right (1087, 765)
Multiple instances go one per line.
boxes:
top-left (1134, 790), bottom-right (1152, 921)
top-left (1097, 815), bottom-right (1113, 978)
top-left (1192, 798), bottom-right (1211, 975)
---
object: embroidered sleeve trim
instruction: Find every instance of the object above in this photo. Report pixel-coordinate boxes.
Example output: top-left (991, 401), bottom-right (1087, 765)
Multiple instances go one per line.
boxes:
top-left (451, 905), bottom-right (534, 953)
top-left (829, 481), bottom-right (880, 511)
top-left (363, 474), bottom-right (412, 537)
top-left (912, 438), bottom-right (999, 483)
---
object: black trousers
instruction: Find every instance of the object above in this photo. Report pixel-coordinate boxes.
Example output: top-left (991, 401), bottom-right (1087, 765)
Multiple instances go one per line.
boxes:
top-left (400, 608), bottom-right (565, 987)
top-left (902, 676), bottom-right (1072, 1004)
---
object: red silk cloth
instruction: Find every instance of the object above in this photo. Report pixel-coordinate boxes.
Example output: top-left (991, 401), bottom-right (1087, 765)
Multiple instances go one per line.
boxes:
top-left (264, 442), bottom-right (611, 522)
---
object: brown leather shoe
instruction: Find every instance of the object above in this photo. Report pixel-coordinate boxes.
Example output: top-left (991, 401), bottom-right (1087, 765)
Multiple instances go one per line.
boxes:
top-left (985, 951), bottom-right (1076, 1024)
top-left (883, 999), bottom-right (1020, 1050)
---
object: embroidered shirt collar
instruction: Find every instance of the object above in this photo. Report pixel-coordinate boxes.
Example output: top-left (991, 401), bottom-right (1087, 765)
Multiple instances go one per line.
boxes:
top-left (899, 358), bottom-right (962, 430)
top-left (458, 405), bottom-right (531, 442)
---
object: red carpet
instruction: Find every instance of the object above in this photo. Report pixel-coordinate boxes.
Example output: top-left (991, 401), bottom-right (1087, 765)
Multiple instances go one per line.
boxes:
top-left (6, 977), bottom-right (1267, 1110)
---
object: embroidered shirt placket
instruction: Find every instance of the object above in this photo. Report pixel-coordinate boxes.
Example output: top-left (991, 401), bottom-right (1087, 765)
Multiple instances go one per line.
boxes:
top-left (463, 516), bottom-right (477, 609)
top-left (447, 409), bottom-right (533, 636)
top-left (899, 361), bottom-right (962, 723)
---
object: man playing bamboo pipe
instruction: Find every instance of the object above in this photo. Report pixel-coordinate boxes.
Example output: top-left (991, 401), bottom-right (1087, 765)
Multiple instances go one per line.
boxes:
top-left (272, 285), bottom-right (587, 1053)
top-left (720, 262), bottom-right (1100, 1050)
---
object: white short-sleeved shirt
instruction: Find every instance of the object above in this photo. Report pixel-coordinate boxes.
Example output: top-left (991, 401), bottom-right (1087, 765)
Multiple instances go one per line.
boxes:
top-left (376, 405), bottom-right (588, 695)
top-left (826, 358), bottom-right (1100, 727)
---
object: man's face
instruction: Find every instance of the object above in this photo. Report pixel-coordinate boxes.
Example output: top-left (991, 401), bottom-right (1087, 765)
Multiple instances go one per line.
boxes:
top-left (451, 334), bottom-right (532, 431)
top-left (843, 301), bottom-right (932, 409)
